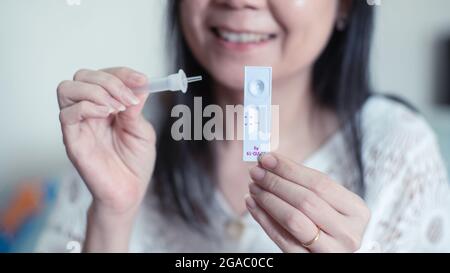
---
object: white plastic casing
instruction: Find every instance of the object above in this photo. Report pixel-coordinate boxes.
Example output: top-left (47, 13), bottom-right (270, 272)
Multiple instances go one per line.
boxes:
top-left (243, 66), bottom-right (272, 162)
top-left (134, 70), bottom-right (188, 93)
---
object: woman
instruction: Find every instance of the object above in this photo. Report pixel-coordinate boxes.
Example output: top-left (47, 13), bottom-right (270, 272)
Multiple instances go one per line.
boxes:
top-left (37, 0), bottom-right (450, 252)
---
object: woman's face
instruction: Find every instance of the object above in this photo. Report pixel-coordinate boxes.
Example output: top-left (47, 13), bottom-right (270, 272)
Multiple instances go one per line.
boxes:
top-left (180, 0), bottom-right (345, 92)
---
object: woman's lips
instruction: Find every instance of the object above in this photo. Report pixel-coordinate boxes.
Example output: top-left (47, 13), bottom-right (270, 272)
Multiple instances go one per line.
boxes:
top-left (211, 27), bottom-right (277, 51)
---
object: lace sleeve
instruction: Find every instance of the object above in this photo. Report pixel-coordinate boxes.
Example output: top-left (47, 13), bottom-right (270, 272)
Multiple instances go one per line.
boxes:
top-left (34, 171), bottom-right (91, 253)
top-left (360, 113), bottom-right (450, 252)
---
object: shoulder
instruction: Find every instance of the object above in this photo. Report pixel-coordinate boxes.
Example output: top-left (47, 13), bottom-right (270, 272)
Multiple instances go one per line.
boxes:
top-left (34, 169), bottom-right (207, 253)
top-left (359, 96), bottom-right (448, 188)
top-left (359, 97), bottom-right (450, 252)
top-left (359, 96), bottom-right (449, 198)
top-left (34, 169), bottom-right (92, 252)
top-left (361, 95), bottom-right (436, 151)
top-left (360, 96), bottom-right (440, 164)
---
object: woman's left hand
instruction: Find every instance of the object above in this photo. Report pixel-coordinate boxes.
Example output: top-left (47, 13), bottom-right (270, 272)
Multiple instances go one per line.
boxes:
top-left (246, 153), bottom-right (371, 253)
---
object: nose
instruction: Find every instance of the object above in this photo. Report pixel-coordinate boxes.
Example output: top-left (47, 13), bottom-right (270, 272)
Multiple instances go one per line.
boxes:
top-left (213, 0), bottom-right (267, 10)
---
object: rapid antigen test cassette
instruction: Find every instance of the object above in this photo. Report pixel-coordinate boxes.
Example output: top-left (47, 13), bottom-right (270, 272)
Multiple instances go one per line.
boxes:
top-left (243, 66), bottom-right (272, 162)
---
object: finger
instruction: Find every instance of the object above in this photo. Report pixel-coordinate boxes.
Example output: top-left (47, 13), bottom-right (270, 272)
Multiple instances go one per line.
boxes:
top-left (249, 183), bottom-right (317, 244)
top-left (57, 80), bottom-right (126, 111)
top-left (101, 67), bottom-right (148, 89)
top-left (101, 67), bottom-right (150, 119)
top-left (115, 115), bottom-right (157, 144)
top-left (249, 183), bottom-right (337, 253)
top-left (258, 153), bottom-right (365, 215)
top-left (245, 195), bottom-right (308, 253)
top-left (59, 101), bottom-right (112, 126)
top-left (73, 68), bottom-right (140, 107)
top-left (116, 91), bottom-right (149, 121)
top-left (250, 166), bottom-right (346, 236)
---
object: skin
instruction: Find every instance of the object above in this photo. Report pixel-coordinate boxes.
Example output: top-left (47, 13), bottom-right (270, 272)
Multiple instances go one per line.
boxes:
top-left (57, 68), bottom-right (156, 251)
top-left (57, 0), bottom-right (370, 253)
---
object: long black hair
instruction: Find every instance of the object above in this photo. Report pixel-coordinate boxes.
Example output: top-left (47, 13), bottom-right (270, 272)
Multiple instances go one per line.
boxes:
top-left (152, 1), bottom-right (375, 229)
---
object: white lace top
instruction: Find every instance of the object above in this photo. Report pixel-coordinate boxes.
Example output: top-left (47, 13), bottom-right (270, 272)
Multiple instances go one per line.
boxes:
top-left (35, 97), bottom-right (450, 253)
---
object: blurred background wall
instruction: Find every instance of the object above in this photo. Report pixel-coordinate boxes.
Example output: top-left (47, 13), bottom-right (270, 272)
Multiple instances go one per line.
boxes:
top-left (1, 0), bottom-right (449, 186)
top-left (371, 0), bottom-right (450, 106)
top-left (0, 0), bottom-right (169, 186)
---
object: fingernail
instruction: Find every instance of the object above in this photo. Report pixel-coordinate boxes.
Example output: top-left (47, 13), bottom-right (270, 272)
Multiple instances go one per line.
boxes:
top-left (245, 194), bottom-right (256, 210)
top-left (260, 153), bottom-right (278, 169)
top-left (99, 106), bottom-right (111, 115)
top-left (249, 166), bottom-right (266, 181)
top-left (123, 91), bottom-right (140, 106)
top-left (249, 183), bottom-right (262, 195)
top-left (130, 72), bottom-right (147, 86)
top-left (118, 105), bottom-right (127, 112)
top-left (257, 153), bottom-right (266, 162)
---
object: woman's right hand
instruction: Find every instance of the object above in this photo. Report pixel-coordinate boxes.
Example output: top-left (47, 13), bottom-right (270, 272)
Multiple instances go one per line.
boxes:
top-left (57, 67), bottom-right (157, 242)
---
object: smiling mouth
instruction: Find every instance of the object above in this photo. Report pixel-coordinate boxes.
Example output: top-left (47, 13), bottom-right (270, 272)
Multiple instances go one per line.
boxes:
top-left (212, 27), bottom-right (277, 44)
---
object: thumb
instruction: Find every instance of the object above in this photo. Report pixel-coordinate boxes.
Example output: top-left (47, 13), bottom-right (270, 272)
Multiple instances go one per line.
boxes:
top-left (119, 89), bottom-right (150, 120)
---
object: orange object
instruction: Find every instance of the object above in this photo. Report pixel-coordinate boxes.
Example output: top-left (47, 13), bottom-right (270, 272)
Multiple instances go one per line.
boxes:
top-left (0, 184), bottom-right (43, 236)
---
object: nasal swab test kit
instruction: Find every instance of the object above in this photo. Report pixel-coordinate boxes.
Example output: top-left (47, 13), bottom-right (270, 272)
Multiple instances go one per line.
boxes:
top-left (243, 66), bottom-right (272, 162)
top-left (133, 67), bottom-right (272, 162)
top-left (133, 69), bottom-right (202, 94)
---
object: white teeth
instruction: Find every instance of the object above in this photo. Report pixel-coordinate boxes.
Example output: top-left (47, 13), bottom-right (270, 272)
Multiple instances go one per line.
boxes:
top-left (216, 29), bottom-right (271, 43)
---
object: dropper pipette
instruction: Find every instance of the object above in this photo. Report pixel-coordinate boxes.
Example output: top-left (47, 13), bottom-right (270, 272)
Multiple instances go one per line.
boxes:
top-left (133, 69), bottom-right (202, 94)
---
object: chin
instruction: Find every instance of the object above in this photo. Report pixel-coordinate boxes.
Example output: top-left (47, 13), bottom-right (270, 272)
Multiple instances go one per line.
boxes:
top-left (207, 63), bottom-right (245, 93)
top-left (206, 58), bottom-right (274, 95)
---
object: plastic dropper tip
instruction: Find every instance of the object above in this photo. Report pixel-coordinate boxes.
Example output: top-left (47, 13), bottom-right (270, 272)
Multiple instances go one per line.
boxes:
top-left (187, 76), bottom-right (203, 83)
